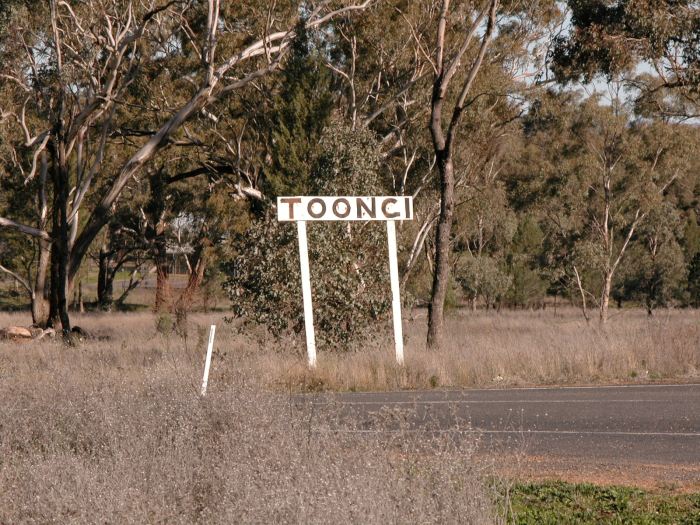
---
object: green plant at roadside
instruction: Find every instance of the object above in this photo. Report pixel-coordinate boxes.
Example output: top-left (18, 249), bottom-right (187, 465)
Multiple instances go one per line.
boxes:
top-left (504, 481), bottom-right (700, 524)
top-left (223, 122), bottom-right (392, 350)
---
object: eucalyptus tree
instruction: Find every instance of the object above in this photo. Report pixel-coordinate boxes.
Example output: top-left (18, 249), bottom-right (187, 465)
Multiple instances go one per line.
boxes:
top-left (552, 0), bottom-right (700, 120)
top-left (398, 0), bottom-right (560, 347)
top-left (0, 0), bottom-right (372, 336)
top-left (622, 203), bottom-right (687, 315)
top-left (453, 182), bottom-right (516, 310)
top-left (512, 91), bottom-right (694, 322)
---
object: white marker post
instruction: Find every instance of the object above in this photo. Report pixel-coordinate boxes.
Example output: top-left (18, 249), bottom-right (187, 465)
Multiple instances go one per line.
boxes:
top-left (278, 196), bottom-right (413, 367)
top-left (200, 324), bottom-right (216, 396)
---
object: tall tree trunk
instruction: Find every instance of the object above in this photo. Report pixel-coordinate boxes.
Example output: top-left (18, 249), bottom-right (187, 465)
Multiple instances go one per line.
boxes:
top-left (97, 244), bottom-right (115, 311)
top-left (424, 0), bottom-right (498, 349)
top-left (47, 66), bottom-right (72, 339)
top-left (153, 224), bottom-right (170, 313)
top-left (56, 160), bottom-right (71, 336)
top-left (427, 154), bottom-right (454, 348)
top-left (173, 238), bottom-right (212, 332)
top-left (600, 271), bottom-right (612, 324)
top-left (48, 136), bottom-right (72, 338)
top-left (31, 238), bottom-right (50, 326)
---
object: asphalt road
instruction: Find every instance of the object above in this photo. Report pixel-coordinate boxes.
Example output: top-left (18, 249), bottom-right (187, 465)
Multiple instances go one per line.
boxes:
top-left (300, 384), bottom-right (700, 467)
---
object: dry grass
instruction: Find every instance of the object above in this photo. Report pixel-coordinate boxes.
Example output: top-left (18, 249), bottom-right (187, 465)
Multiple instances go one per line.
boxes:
top-left (249, 307), bottom-right (700, 392)
top-left (2, 307), bottom-right (699, 394)
top-left (0, 312), bottom-right (497, 524)
top-left (1, 308), bottom-right (698, 521)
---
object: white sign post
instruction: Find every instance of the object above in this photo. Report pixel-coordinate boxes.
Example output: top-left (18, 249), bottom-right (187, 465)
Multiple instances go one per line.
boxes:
top-left (386, 220), bottom-right (404, 365)
top-left (278, 196), bottom-right (413, 368)
top-left (296, 220), bottom-right (317, 368)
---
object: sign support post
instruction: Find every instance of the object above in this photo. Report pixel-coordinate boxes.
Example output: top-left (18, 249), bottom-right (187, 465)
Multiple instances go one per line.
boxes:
top-left (296, 220), bottom-right (317, 368)
top-left (386, 220), bottom-right (404, 365)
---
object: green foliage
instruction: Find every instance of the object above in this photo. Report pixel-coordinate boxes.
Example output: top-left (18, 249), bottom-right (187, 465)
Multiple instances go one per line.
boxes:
top-left (552, 1), bottom-right (700, 85)
top-left (222, 214), bottom-right (302, 338)
top-left (506, 481), bottom-right (700, 524)
top-left (223, 123), bottom-right (392, 350)
top-left (683, 211), bottom-right (700, 263)
top-left (264, 21), bottom-right (333, 197)
top-left (622, 205), bottom-right (688, 312)
top-left (506, 91), bottom-right (699, 312)
top-left (507, 216), bottom-right (547, 307)
top-left (508, 261), bottom-right (548, 308)
top-left (451, 183), bottom-right (516, 309)
top-left (687, 252), bottom-right (700, 307)
top-left (551, 1), bottom-right (700, 120)
top-left (456, 255), bottom-right (512, 308)
top-left (624, 242), bottom-right (687, 313)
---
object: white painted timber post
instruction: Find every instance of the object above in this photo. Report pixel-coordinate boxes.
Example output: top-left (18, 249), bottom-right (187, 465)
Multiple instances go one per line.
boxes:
top-left (200, 324), bottom-right (216, 396)
top-left (386, 220), bottom-right (404, 365)
top-left (297, 220), bottom-right (317, 368)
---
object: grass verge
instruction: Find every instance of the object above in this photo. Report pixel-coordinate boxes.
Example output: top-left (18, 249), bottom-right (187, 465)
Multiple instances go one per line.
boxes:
top-left (504, 481), bottom-right (700, 524)
top-left (0, 323), bottom-right (496, 524)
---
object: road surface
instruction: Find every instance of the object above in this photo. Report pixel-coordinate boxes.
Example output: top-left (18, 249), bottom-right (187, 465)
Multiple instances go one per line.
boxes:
top-left (299, 383), bottom-right (700, 487)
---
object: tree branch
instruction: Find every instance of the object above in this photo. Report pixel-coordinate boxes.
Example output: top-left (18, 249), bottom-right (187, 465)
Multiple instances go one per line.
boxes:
top-left (0, 217), bottom-right (51, 241)
top-left (0, 263), bottom-right (33, 297)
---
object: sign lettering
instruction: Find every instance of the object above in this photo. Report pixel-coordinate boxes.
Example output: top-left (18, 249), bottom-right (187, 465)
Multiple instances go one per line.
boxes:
top-left (277, 196), bottom-right (413, 222)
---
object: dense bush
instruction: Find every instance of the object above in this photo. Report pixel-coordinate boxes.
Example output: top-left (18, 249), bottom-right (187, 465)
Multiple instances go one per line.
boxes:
top-left (223, 123), bottom-right (393, 350)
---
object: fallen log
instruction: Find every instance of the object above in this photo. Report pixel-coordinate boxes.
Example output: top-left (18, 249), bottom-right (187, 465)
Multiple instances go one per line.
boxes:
top-left (0, 326), bottom-right (56, 341)
top-left (0, 326), bottom-right (33, 339)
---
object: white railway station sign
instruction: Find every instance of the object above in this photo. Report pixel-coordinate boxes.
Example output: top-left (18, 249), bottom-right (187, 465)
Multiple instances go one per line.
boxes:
top-left (278, 196), bottom-right (413, 368)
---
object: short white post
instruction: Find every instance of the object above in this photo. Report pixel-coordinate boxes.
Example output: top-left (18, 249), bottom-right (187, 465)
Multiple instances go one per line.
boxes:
top-left (297, 220), bottom-right (317, 368)
top-left (386, 220), bottom-right (404, 365)
top-left (200, 324), bottom-right (216, 396)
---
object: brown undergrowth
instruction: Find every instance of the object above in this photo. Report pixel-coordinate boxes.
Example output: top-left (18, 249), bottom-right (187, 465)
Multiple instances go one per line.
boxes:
top-left (0, 312), bottom-right (497, 524)
top-left (2, 307), bottom-right (699, 393)
top-left (255, 308), bottom-right (700, 392)
top-left (1, 309), bottom-right (698, 521)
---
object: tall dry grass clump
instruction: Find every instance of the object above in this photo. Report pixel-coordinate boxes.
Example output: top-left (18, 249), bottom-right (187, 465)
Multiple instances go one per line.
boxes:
top-left (264, 308), bottom-right (700, 391)
top-left (0, 312), bottom-right (496, 524)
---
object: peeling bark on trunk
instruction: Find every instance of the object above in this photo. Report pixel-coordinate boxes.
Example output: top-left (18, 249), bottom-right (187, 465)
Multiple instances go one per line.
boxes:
top-left (31, 238), bottom-right (50, 326)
